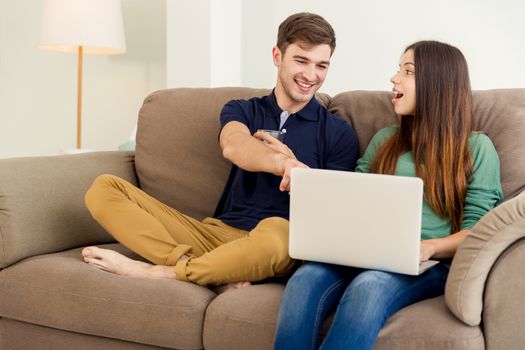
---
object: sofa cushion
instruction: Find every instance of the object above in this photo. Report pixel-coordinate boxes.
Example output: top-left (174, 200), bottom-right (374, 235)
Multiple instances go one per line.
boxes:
top-left (135, 88), bottom-right (330, 221)
top-left (445, 190), bottom-right (525, 326)
top-left (0, 243), bottom-right (216, 349)
top-left (328, 90), bottom-right (398, 157)
top-left (202, 283), bottom-right (483, 350)
top-left (0, 318), bottom-right (168, 350)
top-left (0, 151), bottom-right (137, 269)
top-left (471, 89), bottom-right (525, 200)
top-left (375, 297), bottom-right (484, 350)
top-left (203, 283), bottom-right (285, 350)
top-left (135, 87), bottom-right (271, 221)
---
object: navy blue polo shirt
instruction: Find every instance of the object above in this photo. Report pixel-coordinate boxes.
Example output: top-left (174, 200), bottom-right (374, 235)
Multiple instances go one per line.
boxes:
top-left (214, 91), bottom-right (359, 231)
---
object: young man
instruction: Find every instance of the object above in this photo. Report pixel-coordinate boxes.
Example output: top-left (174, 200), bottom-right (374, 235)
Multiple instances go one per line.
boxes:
top-left (82, 12), bottom-right (359, 291)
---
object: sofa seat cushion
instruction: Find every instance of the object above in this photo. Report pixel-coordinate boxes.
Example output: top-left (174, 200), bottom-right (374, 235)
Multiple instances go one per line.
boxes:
top-left (375, 297), bottom-right (484, 350)
top-left (202, 282), bottom-right (483, 350)
top-left (320, 297), bottom-right (483, 349)
top-left (0, 318), bottom-right (170, 350)
top-left (0, 243), bottom-right (216, 350)
top-left (203, 283), bottom-right (285, 350)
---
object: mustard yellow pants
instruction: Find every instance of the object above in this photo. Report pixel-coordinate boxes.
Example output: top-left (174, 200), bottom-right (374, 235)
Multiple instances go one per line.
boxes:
top-left (85, 174), bottom-right (295, 286)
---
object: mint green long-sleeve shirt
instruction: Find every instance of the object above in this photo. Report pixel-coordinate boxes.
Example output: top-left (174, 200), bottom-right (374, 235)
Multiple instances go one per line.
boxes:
top-left (356, 126), bottom-right (503, 240)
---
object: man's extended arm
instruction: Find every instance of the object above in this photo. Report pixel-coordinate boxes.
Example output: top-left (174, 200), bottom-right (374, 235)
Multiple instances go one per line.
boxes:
top-left (220, 121), bottom-right (307, 191)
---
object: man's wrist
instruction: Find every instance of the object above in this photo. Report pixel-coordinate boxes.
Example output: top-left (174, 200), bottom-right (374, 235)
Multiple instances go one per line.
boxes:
top-left (272, 152), bottom-right (288, 175)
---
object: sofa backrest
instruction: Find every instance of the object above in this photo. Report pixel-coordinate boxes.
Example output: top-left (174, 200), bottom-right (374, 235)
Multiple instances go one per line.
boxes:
top-left (0, 152), bottom-right (137, 269)
top-left (471, 89), bottom-right (525, 200)
top-left (328, 91), bottom-right (399, 156)
top-left (135, 88), bottom-right (265, 221)
top-left (135, 88), bottom-right (525, 221)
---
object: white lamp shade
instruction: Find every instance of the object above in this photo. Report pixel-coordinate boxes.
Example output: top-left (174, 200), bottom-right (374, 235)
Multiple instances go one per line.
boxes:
top-left (39, 0), bottom-right (126, 55)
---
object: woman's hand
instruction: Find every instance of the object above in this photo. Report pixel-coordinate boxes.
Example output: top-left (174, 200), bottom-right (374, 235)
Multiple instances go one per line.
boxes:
top-left (254, 131), bottom-right (297, 160)
top-left (420, 229), bottom-right (470, 262)
top-left (420, 240), bottom-right (436, 262)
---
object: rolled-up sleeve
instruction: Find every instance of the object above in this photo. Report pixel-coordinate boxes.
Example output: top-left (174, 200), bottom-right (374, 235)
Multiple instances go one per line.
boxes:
top-left (220, 100), bottom-right (250, 130)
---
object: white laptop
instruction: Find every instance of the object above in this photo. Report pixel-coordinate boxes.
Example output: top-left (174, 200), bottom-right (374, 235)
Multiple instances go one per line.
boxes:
top-left (289, 168), bottom-right (439, 275)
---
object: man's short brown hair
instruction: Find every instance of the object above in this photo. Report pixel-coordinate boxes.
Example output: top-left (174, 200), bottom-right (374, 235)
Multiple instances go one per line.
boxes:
top-left (276, 12), bottom-right (336, 56)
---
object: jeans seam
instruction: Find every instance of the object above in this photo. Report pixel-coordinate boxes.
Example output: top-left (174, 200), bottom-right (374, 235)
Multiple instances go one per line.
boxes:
top-left (312, 278), bottom-right (345, 350)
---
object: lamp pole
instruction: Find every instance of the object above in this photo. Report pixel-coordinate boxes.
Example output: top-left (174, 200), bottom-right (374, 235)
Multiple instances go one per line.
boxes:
top-left (76, 45), bottom-right (83, 149)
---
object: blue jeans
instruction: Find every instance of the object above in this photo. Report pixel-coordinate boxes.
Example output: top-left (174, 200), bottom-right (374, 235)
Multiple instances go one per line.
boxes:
top-left (274, 262), bottom-right (449, 350)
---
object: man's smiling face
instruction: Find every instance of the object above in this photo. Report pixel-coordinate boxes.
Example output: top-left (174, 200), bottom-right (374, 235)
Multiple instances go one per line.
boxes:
top-left (273, 42), bottom-right (331, 112)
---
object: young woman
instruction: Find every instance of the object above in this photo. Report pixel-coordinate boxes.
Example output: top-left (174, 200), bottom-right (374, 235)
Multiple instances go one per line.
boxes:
top-left (274, 40), bottom-right (503, 350)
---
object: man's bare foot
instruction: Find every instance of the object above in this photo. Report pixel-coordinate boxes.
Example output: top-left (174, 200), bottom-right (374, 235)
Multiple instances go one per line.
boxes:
top-left (82, 246), bottom-right (176, 279)
top-left (213, 281), bottom-right (252, 294)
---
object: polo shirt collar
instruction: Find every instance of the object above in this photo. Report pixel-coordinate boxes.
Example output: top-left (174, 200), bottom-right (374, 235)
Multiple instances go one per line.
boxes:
top-left (268, 89), bottom-right (319, 122)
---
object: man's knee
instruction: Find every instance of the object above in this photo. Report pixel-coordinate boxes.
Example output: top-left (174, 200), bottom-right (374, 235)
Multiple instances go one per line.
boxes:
top-left (254, 217), bottom-right (289, 249)
top-left (252, 217), bottom-right (294, 274)
top-left (258, 216), bottom-right (289, 231)
top-left (85, 174), bottom-right (124, 217)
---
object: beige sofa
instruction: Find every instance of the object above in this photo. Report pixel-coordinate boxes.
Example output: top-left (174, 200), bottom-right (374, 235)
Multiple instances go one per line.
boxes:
top-left (1, 87), bottom-right (525, 350)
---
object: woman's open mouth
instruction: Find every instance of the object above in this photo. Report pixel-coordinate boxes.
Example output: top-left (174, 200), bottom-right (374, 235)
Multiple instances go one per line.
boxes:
top-left (392, 90), bottom-right (404, 104)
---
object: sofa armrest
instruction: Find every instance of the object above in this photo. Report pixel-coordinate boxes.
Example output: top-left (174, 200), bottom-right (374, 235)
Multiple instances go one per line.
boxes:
top-left (445, 191), bottom-right (525, 326)
top-left (482, 237), bottom-right (525, 349)
top-left (0, 151), bottom-right (137, 269)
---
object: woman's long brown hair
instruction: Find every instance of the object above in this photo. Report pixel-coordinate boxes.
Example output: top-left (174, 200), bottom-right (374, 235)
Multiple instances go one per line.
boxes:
top-left (370, 41), bottom-right (473, 233)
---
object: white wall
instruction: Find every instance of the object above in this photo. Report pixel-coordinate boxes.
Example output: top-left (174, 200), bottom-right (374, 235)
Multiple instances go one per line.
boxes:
top-left (167, 1), bottom-right (210, 87)
top-left (167, 0), bottom-right (241, 87)
top-left (0, 0), bottom-right (166, 158)
top-left (3, 0), bottom-right (523, 158)
top-left (168, 0), bottom-right (525, 94)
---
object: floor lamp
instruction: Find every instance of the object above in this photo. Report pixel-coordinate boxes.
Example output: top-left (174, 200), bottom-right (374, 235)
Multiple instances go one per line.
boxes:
top-left (39, 0), bottom-right (126, 151)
